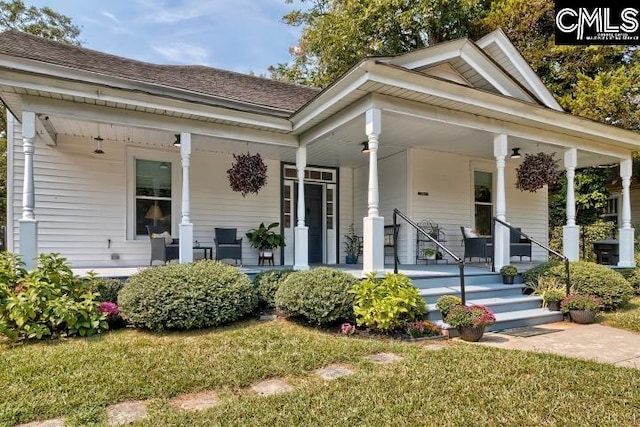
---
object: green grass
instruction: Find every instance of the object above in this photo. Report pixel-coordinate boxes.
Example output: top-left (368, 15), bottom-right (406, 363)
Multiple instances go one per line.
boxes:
top-left (599, 297), bottom-right (640, 333)
top-left (1, 320), bottom-right (640, 426)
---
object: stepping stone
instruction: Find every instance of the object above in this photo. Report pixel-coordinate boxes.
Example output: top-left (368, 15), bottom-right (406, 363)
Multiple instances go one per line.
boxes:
top-left (15, 419), bottom-right (65, 427)
top-left (106, 400), bottom-right (148, 426)
top-left (259, 314), bottom-right (277, 321)
top-left (251, 379), bottom-right (294, 396)
top-left (365, 352), bottom-right (404, 364)
top-left (169, 391), bottom-right (221, 411)
top-left (313, 364), bottom-right (354, 380)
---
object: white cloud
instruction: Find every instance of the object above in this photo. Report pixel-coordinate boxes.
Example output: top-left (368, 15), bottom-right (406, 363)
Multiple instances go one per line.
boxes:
top-left (151, 42), bottom-right (210, 64)
top-left (101, 10), bottom-right (120, 24)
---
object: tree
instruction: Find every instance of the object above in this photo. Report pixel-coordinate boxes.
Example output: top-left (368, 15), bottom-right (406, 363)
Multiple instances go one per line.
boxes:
top-left (270, 0), bottom-right (491, 87)
top-left (0, 0), bottom-right (81, 44)
top-left (0, 1), bottom-right (81, 228)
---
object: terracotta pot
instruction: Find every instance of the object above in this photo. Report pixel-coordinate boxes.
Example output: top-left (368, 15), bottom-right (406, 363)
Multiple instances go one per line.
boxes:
top-left (569, 309), bottom-right (597, 324)
top-left (457, 325), bottom-right (486, 342)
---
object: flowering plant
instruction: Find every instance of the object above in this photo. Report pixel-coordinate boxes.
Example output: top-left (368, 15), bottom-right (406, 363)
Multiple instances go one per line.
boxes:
top-left (406, 320), bottom-right (441, 338)
top-left (97, 301), bottom-right (119, 317)
top-left (340, 322), bottom-right (357, 336)
top-left (445, 304), bottom-right (496, 328)
top-left (560, 294), bottom-right (601, 312)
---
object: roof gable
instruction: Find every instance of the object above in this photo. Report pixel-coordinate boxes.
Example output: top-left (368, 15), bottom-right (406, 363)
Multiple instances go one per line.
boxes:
top-left (379, 34), bottom-right (554, 108)
top-left (0, 30), bottom-right (319, 115)
top-left (476, 29), bottom-right (562, 111)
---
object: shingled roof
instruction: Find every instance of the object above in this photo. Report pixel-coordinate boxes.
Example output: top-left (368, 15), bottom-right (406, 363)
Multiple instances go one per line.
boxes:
top-left (0, 30), bottom-right (319, 115)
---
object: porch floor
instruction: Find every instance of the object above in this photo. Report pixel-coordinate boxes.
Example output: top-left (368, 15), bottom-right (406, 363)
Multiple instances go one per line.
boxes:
top-left (73, 261), bottom-right (541, 279)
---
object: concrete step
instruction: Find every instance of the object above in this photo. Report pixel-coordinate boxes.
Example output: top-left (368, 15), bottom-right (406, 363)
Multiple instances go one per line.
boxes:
top-left (426, 295), bottom-right (543, 321)
top-left (420, 283), bottom-right (527, 303)
top-left (437, 308), bottom-right (564, 334)
top-left (411, 273), bottom-right (509, 288)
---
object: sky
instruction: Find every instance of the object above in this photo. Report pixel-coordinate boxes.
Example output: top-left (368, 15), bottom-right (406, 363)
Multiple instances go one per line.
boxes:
top-left (26, 0), bottom-right (304, 75)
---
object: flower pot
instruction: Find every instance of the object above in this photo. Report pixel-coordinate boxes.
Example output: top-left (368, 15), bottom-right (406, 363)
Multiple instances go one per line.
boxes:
top-left (569, 309), bottom-right (597, 324)
top-left (546, 301), bottom-right (560, 311)
top-left (502, 275), bottom-right (515, 285)
top-left (345, 255), bottom-right (358, 264)
top-left (457, 325), bottom-right (486, 342)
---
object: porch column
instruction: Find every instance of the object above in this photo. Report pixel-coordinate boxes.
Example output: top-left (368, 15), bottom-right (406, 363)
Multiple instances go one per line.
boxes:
top-left (294, 145), bottom-right (309, 270)
top-left (179, 132), bottom-right (193, 263)
top-left (19, 111), bottom-right (37, 270)
top-left (618, 158), bottom-right (635, 267)
top-left (493, 134), bottom-right (510, 270)
top-left (363, 108), bottom-right (384, 273)
top-left (563, 148), bottom-right (579, 261)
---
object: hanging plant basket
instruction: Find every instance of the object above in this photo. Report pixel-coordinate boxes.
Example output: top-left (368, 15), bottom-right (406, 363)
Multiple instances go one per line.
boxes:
top-left (227, 152), bottom-right (268, 197)
top-left (515, 152), bottom-right (560, 192)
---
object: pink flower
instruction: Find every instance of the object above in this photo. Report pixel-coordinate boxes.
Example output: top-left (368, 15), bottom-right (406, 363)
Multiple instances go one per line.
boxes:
top-left (341, 323), bottom-right (357, 336)
top-left (97, 301), bottom-right (119, 317)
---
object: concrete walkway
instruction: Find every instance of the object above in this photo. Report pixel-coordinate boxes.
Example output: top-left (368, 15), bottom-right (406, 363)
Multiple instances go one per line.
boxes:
top-left (475, 322), bottom-right (640, 369)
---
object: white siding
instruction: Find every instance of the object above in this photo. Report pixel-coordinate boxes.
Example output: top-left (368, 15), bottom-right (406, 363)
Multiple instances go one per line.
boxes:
top-left (10, 130), bottom-right (283, 267)
top-left (410, 149), bottom-right (548, 262)
top-left (353, 151), bottom-right (410, 263)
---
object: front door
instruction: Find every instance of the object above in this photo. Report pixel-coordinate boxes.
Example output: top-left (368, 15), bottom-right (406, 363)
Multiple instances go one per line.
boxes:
top-left (305, 184), bottom-right (323, 263)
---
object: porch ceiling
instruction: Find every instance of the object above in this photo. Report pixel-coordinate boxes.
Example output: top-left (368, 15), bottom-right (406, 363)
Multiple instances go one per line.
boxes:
top-left (307, 111), bottom-right (622, 169)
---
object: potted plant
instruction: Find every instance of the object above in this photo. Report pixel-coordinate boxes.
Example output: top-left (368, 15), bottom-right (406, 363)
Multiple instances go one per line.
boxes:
top-left (527, 276), bottom-right (565, 311)
top-left (499, 265), bottom-right (518, 284)
top-left (561, 294), bottom-right (602, 324)
top-left (445, 304), bottom-right (496, 342)
top-left (245, 222), bottom-right (285, 258)
top-left (423, 248), bottom-right (437, 260)
top-left (344, 223), bottom-right (360, 264)
top-left (543, 288), bottom-right (565, 311)
top-left (435, 295), bottom-right (462, 319)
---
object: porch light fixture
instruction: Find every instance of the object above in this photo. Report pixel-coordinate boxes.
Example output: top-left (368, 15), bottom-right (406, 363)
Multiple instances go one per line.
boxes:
top-left (361, 141), bottom-right (370, 154)
top-left (160, 162), bottom-right (169, 169)
top-left (173, 134), bottom-right (181, 147)
top-left (93, 136), bottom-right (105, 155)
top-left (510, 147), bottom-right (521, 159)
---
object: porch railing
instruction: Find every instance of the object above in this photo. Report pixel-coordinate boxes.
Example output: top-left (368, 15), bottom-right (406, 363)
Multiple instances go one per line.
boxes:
top-left (393, 209), bottom-right (467, 304)
top-left (491, 217), bottom-right (571, 295)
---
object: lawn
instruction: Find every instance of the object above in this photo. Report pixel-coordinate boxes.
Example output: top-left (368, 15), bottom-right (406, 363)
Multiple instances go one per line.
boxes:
top-left (2, 320), bottom-right (640, 427)
top-left (599, 297), bottom-right (640, 333)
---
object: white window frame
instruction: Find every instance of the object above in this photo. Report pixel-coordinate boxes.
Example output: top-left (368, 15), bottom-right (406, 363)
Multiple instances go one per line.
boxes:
top-left (126, 147), bottom-right (180, 240)
top-left (471, 168), bottom-right (494, 235)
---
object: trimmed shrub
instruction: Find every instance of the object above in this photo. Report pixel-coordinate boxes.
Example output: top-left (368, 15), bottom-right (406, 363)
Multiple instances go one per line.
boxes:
top-left (351, 273), bottom-right (426, 332)
top-left (93, 278), bottom-right (126, 303)
top-left (275, 267), bottom-right (357, 325)
top-left (521, 260), bottom-right (561, 286)
top-left (547, 261), bottom-right (633, 310)
top-left (0, 253), bottom-right (107, 340)
top-left (118, 260), bottom-right (256, 330)
top-left (627, 270), bottom-right (640, 295)
top-left (253, 269), bottom-right (295, 309)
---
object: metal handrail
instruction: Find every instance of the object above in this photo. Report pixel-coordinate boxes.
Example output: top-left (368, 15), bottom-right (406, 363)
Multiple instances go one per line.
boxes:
top-left (492, 217), bottom-right (571, 295)
top-left (393, 209), bottom-right (467, 304)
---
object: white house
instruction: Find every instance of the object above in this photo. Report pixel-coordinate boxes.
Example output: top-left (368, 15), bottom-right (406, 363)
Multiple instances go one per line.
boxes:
top-left (0, 29), bottom-right (638, 271)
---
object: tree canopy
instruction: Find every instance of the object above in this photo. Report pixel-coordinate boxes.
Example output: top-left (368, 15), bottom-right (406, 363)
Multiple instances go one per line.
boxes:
top-left (269, 0), bottom-right (490, 87)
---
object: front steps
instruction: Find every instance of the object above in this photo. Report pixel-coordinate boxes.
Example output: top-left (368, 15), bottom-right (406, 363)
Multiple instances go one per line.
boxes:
top-left (413, 273), bottom-right (564, 332)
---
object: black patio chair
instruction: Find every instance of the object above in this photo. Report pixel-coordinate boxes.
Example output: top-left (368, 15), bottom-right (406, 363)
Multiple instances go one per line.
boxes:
top-left (460, 226), bottom-right (492, 262)
top-left (214, 228), bottom-right (242, 265)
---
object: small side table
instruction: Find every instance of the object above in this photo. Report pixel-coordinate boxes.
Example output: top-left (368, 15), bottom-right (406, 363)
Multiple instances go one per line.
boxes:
top-left (194, 246), bottom-right (213, 260)
top-left (259, 252), bottom-right (274, 266)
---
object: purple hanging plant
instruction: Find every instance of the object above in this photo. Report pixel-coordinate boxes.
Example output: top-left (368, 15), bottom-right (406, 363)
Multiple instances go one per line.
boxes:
top-left (227, 152), bottom-right (268, 197)
top-left (515, 152), bottom-right (560, 192)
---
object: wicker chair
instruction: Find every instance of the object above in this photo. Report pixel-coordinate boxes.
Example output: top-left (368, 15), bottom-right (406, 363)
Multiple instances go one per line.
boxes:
top-left (146, 225), bottom-right (179, 265)
top-left (460, 226), bottom-right (492, 262)
top-left (214, 228), bottom-right (242, 265)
